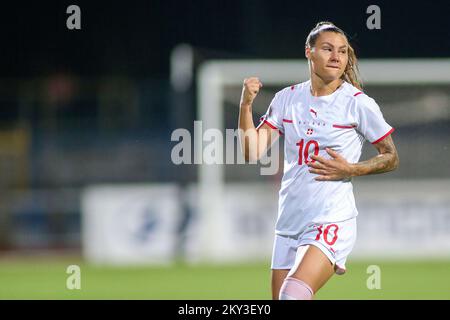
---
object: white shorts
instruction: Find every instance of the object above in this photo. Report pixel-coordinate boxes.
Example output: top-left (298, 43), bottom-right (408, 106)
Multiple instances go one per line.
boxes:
top-left (271, 218), bottom-right (357, 275)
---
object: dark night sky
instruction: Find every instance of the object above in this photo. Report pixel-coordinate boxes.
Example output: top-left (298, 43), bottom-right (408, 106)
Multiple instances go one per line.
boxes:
top-left (0, 0), bottom-right (448, 78)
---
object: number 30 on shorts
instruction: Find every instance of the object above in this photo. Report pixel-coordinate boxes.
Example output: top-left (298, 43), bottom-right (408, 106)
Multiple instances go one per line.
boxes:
top-left (315, 224), bottom-right (339, 245)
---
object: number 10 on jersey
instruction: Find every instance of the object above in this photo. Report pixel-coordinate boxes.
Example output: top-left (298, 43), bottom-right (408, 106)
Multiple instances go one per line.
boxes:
top-left (296, 139), bottom-right (319, 165)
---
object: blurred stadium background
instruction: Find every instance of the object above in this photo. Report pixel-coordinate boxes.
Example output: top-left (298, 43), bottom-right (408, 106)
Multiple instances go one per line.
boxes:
top-left (0, 1), bottom-right (449, 299)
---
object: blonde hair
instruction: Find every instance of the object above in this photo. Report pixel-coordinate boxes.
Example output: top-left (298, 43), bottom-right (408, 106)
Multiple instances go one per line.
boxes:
top-left (305, 21), bottom-right (363, 90)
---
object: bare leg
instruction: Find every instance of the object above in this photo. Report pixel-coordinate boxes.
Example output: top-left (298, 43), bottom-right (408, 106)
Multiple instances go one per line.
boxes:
top-left (289, 245), bottom-right (335, 294)
top-left (271, 269), bottom-right (290, 300)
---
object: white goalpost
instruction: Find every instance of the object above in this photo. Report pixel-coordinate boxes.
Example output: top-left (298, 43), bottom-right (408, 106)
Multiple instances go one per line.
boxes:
top-left (194, 58), bottom-right (450, 262)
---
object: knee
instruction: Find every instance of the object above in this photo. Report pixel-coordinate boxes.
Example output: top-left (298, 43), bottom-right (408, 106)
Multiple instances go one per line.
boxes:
top-left (279, 277), bottom-right (314, 300)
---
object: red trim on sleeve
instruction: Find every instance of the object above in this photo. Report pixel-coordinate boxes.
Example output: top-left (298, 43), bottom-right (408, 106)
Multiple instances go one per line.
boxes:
top-left (259, 120), bottom-right (283, 135)
top-left (282, 119), bottom-right (293, 123)
top-left (263, 120), bottom-right (277, 130)
top-left (353, 92), bottom-right (363, 97)
top-left (371, 128), bottom-right (395, 144)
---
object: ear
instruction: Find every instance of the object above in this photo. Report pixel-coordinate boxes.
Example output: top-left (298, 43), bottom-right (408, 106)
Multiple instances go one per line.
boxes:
top-left (305, 46), bottom-right (312, 59)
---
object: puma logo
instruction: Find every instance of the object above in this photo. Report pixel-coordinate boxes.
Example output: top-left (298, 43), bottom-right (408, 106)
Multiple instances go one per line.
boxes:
top-left (310, 108), bottom-right (317, 117)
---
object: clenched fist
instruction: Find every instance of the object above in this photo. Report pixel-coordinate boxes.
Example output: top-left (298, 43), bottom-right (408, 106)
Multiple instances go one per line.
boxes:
top-left (240, 77), bottom-right (263, 107)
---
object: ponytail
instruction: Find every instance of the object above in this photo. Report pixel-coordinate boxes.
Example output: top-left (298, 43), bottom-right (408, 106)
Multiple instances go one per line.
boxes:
top-left (342, 45), bottom-right (362, 90)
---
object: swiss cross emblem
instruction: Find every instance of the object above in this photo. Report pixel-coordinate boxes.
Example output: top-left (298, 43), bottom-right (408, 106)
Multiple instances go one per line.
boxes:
top-left (306, 128), bottom-right (313, 135)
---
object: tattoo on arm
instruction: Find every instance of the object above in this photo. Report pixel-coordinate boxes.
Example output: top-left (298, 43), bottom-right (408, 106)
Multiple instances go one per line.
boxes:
top-left (353, 135), bottom-right (399, 176)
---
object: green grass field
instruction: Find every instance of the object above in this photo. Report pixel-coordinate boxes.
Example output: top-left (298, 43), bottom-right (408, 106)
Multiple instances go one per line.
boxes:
top-left (0, 257), bottom-right (449, 299)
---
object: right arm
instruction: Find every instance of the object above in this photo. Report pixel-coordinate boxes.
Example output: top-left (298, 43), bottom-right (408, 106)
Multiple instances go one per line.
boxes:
top-left (238, 77), bottom-right (280, 162)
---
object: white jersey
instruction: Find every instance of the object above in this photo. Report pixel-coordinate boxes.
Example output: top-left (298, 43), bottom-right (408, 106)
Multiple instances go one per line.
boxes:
top-left (257, 80), bottom-right (394, 236)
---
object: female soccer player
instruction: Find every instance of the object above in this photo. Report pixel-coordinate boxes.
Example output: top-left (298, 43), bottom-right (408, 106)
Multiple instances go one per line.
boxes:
top-left (238, 21), bottom-right (399, 300)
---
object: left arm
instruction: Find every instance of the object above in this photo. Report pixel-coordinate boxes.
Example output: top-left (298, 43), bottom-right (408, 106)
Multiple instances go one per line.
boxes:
top-left (308, 135), bottom-right (399, 181)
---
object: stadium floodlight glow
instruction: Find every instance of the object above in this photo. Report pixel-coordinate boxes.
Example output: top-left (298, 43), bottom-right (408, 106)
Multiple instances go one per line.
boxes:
top-left (195, 58), bottom-right (450, 262)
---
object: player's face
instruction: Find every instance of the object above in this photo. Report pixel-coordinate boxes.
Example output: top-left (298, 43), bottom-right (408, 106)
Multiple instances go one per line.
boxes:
top-left (306, 32), bottom-right (349, 82)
